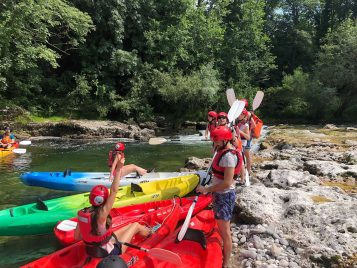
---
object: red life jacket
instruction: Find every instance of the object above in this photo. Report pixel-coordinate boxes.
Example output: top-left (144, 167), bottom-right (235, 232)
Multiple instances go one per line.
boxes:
top-left (1, 136), bottom-right (11, 144)
top-left (107, 151), bottom-right (125, 167)
top-left (77, 208), bottom-right (113, 244)
top-left (212, 148), bottom-right (243, 180)
top-left (207, 120), bottom-right (217, 133)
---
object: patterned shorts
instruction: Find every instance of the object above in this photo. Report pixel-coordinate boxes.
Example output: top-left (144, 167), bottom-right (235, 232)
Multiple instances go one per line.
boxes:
top-left (213, 190), bottom-right (236, 221)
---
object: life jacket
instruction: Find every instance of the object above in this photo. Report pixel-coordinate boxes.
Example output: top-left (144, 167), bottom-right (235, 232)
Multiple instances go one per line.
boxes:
top-left (107, 151), bottom-right (125, 167)
top-left (1, 136), bottom-right (11, 144)
top-left (234, 121), bottom-right (249, 140)
top-left (250, 113), bottom-right (263, 138)
top-left (207, 120), bottom-right (217, 133)
top-left (212, 148), bottom-right (243, 180)
top-left (77, 207), bottom-right (113, 245)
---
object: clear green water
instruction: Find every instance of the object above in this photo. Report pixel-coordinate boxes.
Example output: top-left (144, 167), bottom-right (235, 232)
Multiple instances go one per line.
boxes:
top-left (0, 139), bottom-right (211, 267)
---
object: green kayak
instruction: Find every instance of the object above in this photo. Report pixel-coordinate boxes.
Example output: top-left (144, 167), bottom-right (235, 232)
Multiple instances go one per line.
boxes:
top-left (0, 174), bottom-right (198, 236)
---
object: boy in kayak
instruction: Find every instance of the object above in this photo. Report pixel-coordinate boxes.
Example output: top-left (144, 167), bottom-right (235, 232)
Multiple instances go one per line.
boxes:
top-left (108, 142), bottom-right (148, 181)
top-left (205, 111), bottom-right (217, 140)
top-left (0, 127), bottom-right (15, 148)
top-left (196, 126), bottom-right (242, 268)
top-left (74, 157), bottom-right (152, 258)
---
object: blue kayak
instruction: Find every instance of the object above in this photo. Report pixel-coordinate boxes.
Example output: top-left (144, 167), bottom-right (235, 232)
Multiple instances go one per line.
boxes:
top-left (20, 170), bottom-right (202, 192)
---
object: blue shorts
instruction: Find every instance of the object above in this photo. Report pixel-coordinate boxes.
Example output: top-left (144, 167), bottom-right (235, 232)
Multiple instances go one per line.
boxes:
top-left (109, 243), bottom-right (122, 255)
top-left (213, 191), bottom-right (236, 221)
top-left (245, 139), bottom-right (252, 150)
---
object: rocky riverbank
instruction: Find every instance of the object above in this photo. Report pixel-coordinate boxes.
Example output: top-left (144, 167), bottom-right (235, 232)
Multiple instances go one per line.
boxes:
top-left (184, 125), bottom-right (357, 268)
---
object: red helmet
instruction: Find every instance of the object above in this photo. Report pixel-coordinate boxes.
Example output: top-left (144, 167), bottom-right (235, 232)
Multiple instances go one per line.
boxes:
top-left (242, 109), bottom-right (249, 116)
top-left (210, 126), bottom-right (232, 142)
top-left (241, 99), bottom-right (249, 108)
top-left (218, 112), bottom-right (228, 119)
top-left (90, 185), bottom-right (109, 206)
top-left (208, 111), bottom-right (217, 119)
top-left (115, 142), bottom-right (125, 151)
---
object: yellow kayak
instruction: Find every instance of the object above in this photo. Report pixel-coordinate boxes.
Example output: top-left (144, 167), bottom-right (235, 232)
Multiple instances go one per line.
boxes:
top-left (0, 143), bottom-right (19, 158)
top-left (0, 174), bottom-right (199, 235)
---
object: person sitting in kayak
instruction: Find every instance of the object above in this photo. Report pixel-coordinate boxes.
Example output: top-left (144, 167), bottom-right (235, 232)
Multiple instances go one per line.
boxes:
top-left (205, 111), bottom-right (217, 140)
top-left (217, 112), bottom-right (228, 127)
top-left (74, 157), bottom-right (152, 258)
top-left (108, 142), bottom-right (148, 181)
top-left (196, 126), bottom-right (242, 268)
top-left (0, 127), bottom-right (15, 149)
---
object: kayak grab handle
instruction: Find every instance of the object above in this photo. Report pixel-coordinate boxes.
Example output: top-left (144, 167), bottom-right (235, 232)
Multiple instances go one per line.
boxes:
top-left (63, 169), bottom-right (72, 177)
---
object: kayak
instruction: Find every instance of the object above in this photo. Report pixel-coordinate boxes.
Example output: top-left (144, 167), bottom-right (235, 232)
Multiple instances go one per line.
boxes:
top-left (54, 195), bottom-right (212, 246)
top-left (22, 202), bottom-right (182, 268)
top-left (20, 171), bottom-right (204, 192)
top-left (128, 209), bottom-right (222, 267)
top-left (0, 142), bottom-right (19, 158)
top-left (0, 174), bottom-right (199, 236)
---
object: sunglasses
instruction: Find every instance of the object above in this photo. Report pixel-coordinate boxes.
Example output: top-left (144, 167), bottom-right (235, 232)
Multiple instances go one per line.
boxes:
top-left (218, 116), bottom-right (227, 120)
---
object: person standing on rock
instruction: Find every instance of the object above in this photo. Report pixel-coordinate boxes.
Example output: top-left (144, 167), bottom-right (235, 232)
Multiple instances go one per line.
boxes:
top-left (205, 111), bottom-right (218, 140)
top-left (108, 142), bottom-right (149, 181)
top-left (217, 112), bottom-right (229, 127)
top-left (241, 99), bottom-right (256, 175)
top-left (234, 109), bottom-right (251, 175)
top-left (196, 126), bottom-right (243, 268)
top-left (0, 127), bottom-right (16, 148)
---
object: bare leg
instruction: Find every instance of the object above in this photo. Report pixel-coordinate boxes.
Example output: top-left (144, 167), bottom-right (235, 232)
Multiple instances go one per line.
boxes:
top-left (217, 219), bottom-right (232, 268)
top-left (120, 164), bottom-right (147, 177)
top-left (244, 149), bottom-right (251, 174)
top-left (113, 222), bottom-right (150, 252)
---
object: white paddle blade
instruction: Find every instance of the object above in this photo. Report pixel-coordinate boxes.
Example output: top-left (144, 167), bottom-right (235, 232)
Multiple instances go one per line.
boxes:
top-left (252, 91), bottom-right (264, 111)
top-left (226, 88), bottom-right (236, 107)
top-left (149, 137), bottom-right (168, 145)
top-left (148, 248), bottom-right (183, 265)
top-left (177, 195), bottom-right (198, 241)
top-left (228, 100), bottom-right (246, 123)
top-left (245, 169), bottom-right (250, 186)
top-left (19, 140), bottom-right (31, 146)
top-left (13, 148), bottom-right (26, 154)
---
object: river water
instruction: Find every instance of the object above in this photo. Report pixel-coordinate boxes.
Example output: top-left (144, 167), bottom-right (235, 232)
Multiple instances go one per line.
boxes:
top-left (0, 137), bottom-right (211, 267)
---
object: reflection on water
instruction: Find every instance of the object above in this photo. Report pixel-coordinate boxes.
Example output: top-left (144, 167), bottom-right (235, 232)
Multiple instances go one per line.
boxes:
top-left (0, 139), bottom-right (211, 267)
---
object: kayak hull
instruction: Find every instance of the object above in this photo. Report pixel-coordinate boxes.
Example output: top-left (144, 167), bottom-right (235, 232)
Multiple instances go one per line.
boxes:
top-left (20, 171), bottom-right (202, 192)
top-left (0, 175), bottom-right (199, 236)
top-left (22, 203), bottom-right (182, 268)
top-left (0, 143), bottom-right (19, 158)
top-left (54, 195), bottom-right (212, 246)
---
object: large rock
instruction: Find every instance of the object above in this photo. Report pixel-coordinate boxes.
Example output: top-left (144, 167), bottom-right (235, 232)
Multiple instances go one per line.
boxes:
top-left (184, 156), bottom-right (211, 170)
top-left (304, 160), bottom-right (357, 178)
top-left (260, 159), bottom-right (303, 171)
top-left (262, 170), bottom-right (320, 189)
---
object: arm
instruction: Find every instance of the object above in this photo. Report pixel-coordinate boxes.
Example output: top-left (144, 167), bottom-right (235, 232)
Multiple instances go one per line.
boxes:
top-left (249, 115), bottom-right (256, 131)
top-left (205, 124), bottom-right (209, 139)
top-left (102, 156), bottom-right (125, 217)
top-left (197, 166), bottom-right (234, 193)
top-left (109, 154), bottom-right (119, 181)
top-left (240, 125), bottom-right (250, 140)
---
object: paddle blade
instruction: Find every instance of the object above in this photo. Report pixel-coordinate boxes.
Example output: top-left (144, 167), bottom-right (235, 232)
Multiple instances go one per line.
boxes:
top-left (13, 148), bottom-right (26, 154)
top-left (226, 88), bottom-right (236, 107)
top-left (177, 195), bottom-right (198, 241)
top-left (19, 140), bottom-right (31, 146)
top-left (148, 248), bottom-right (183, 265)
top-left (149, 137), bottom-right (167, 145)
top-left (252, 91), bottom-right (264, 111)
top-left (228, 100), bottom-right (245, 123)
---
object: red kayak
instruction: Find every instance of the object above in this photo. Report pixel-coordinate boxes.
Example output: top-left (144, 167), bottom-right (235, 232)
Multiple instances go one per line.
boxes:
top-left (22, 195), bottom-right (212, 268)
top-left (125, 210), bottom-right (223, 268)
top-left (54, 195), bottom-right (212, 246)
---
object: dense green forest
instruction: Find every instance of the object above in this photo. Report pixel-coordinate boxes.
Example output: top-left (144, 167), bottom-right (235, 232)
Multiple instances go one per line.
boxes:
top-left (0, 0), bottom-right (356, 124)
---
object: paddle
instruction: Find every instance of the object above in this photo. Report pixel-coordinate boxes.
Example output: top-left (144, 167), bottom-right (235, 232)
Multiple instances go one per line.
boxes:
top-left (19, 140), bottom-right (32, 146)
top-left (177, 99), bottom-right (245, 242)
top-left (252, 91), bottom-right (264, 112)
top-left (120, 241), bottom-right (182, 265)
top-left (226, 88), bottom-right (236, 107)
top-left (12, 148), bottom-right (27, 154)
top-left (148, 137), bottom-right (168, 145)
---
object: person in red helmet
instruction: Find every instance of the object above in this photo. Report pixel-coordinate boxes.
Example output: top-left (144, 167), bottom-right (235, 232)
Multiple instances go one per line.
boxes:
top-left (108, 142), bottom-right (148, 181)
top-left (241, 98), bottom-right (249, 109)
top-left (196, 126), bottom-right (242, 268)
top-left (74, 158), bottom-right (151, 258)
top-left (205, 111), bottom-right (217, 140)
top-left (217, 112), bottom-right (228, 126)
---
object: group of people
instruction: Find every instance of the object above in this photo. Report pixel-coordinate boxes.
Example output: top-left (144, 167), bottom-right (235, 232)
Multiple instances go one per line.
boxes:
top-left (200, 98), bottom-right (258, 268)
top-left (0, 127), bottom-right (16, 149)
top-left (75, 99), bottom-right (258, 267)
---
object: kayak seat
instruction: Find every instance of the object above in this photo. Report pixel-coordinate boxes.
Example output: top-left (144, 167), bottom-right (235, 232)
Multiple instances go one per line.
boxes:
top-left (85, 245), bottom-right (109, 258)
top-left (63, 169), bottom-right (72, 177)
top-left (175, 228), bottom-right (207, 250)
top-left (131, 183), bottom-right (143, 193)
top-left (57, 220), bottom-right (78, 231)
top-left (36, 198), bottom-right (49, 211)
